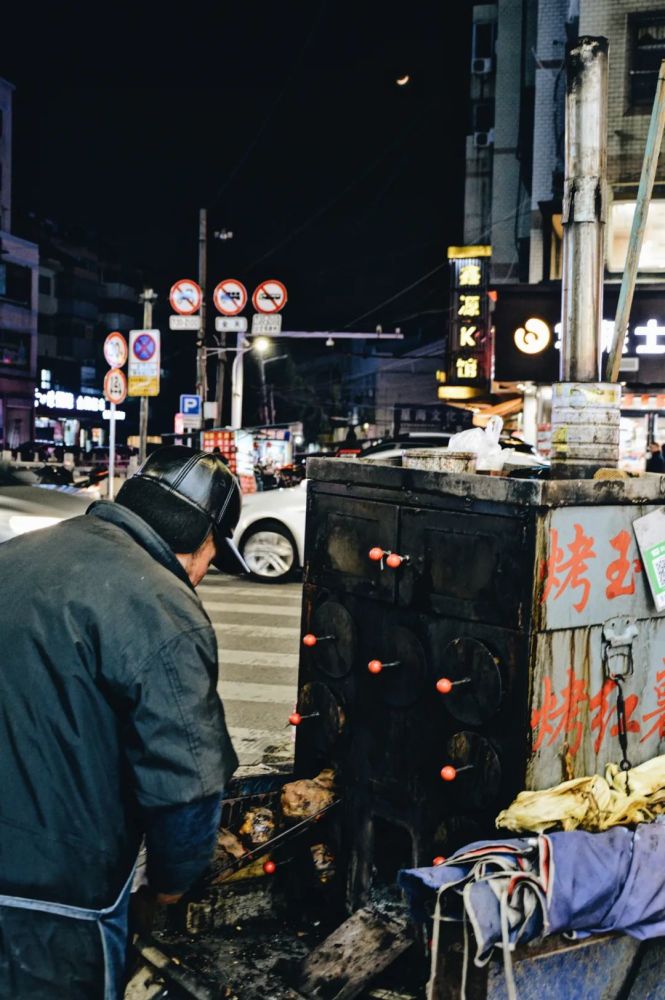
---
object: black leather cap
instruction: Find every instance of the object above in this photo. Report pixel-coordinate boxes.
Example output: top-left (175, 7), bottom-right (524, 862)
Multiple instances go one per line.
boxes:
top-left (125, 445), bottom-right (247, 573)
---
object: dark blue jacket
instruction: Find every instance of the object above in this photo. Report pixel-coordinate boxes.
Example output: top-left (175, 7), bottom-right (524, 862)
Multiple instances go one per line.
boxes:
top-left (0, 501), bottom-right (237, 997)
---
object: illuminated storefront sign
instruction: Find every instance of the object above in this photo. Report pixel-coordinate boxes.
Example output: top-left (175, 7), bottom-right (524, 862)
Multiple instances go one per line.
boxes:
top-left (514, 317), bottom-right (551, 355)
top-left (493, 284), bottom-right (665, 385)
top-left (34, 388), bottom-right (126, 420)
top-left (441, 245), bottom-right (493, 399)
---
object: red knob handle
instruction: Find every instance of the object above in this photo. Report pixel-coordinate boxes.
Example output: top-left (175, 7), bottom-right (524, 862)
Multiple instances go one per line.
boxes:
top-left (263, 860), bottom-right (276, 875)
top-left (432, 856), bottom-right (447, 866)
top-left (368, 659), bottom-right (400, 674)
top-left (441, 764), bottom-right (474, 781)
top-left (303, 633), bottom-right (335, 647)
top-left (369, 547), bottom-right (386, 562)
top-left (386, 552), bottom-right (409, 569)
top-left (289, 711), bottom-right (320, 726)
top-left (436, 677), bottom-right (471, 695)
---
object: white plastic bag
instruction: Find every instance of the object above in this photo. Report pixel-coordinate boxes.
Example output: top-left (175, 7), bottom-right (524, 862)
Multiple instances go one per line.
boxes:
top-left (447, 415), bottom-right (504, 471)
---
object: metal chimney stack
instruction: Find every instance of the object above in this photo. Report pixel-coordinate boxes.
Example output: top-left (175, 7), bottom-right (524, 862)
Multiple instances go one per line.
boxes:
top-left (551, 37), bottom-right (621, 478)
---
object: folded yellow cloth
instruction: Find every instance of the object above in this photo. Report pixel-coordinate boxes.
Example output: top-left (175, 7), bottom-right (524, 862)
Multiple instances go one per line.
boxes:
top-left (496, 755), bottom-right (665, 833)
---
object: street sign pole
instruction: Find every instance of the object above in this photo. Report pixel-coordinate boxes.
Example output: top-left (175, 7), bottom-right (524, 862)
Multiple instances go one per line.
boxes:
top-left (197, 209), bottom-right (209, 409)
top-left (138, 289), bottom-right (156, 464)
top-left (212, 280), bottom-right (247, 428)
top-left (231, 333), bottom-right (246, 429)
top-left (108, 402), bottom-right (117, 499)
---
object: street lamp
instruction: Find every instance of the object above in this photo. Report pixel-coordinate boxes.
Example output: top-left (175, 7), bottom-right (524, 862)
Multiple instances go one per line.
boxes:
top-left (222, 337), bottom-right (281, 430)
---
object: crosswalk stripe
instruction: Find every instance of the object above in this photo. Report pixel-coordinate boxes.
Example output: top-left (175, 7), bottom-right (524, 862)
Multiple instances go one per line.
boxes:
top-left (214, 623), bottom-right (297, 638)
top-left (205, 601), bottom-right (300, 618)
top-left (201, 576), bottom-right (301, 589)
top-left (218, 681), bottom-right (297, 705)
top-left (228, 726), bottom-right (288, 741)
top-left (202, 588), bottom-right (301, 603)
top-left (218, 649), bottom-right (298, 668)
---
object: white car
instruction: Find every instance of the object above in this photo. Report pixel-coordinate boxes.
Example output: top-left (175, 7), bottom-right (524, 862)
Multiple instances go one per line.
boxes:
top-left (234, 481), bottom-right (307, 583)
top-left (0, 464), bottom-right (91, 543)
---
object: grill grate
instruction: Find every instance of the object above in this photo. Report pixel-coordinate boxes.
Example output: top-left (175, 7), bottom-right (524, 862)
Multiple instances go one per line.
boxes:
top-left (219, 789), bottom-right (281, 831)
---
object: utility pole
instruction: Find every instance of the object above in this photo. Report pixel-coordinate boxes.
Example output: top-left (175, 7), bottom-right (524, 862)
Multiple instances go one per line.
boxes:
top-left (258, 353), bottom-right (270, 425)
top-left (138, 288), bottom-right (157, 464)
top-left (197, 209), bottom-right (208, 405)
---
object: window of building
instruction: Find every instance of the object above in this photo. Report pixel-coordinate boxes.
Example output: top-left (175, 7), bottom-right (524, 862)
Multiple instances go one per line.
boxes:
top-left (39, 274), bottom-right (53, 296)
top-left (471, 20), bottom-right (496, 74)
top-left (472, 102), bottom-right (494, 134)
top-left (0, 262), bottom-right (32, 307)
top-left (629, 13), bottom-right (665, 108)
top-left (608, 199), bottom-right (665, 272)
top-left (0, 331), bottom-right (31, 371)
top-left (40, 368), bottom-right (52, 389)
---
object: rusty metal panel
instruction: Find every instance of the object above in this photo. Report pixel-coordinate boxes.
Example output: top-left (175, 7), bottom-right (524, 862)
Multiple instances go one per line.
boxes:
top-left (306, 489), bottom-right (399, 602)
top-left (527, 616), bottom-right (665, 788)
top-left (535, 504), bottom-right (663, 631)
top-left (398, 507), bottom-right (530, 627)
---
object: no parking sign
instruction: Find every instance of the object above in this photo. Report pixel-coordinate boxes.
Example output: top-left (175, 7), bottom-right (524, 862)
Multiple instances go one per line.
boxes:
top-left (128, 329), bottom-right (161, 397)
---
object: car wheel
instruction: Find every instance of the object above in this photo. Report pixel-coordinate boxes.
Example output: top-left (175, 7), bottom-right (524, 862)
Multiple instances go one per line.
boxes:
top-left (240, 519), bottom-right (298, 583)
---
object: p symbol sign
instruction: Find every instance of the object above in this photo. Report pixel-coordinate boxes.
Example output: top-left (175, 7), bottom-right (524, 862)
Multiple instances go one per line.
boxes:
top-left (180, 394), bottom-right (202, 416)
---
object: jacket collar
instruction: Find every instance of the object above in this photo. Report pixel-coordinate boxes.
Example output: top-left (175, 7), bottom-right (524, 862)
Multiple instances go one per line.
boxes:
top-left (86, 501), bottom-right (195, 590)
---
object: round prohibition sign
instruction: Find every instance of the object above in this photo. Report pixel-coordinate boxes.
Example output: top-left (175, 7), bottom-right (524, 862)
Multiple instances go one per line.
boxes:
top-left (133, 333), bottom-right (157, 361)
top-left (104, 367), bottom-right (127, 405)
top-left (104, 331), bottom-right (128, 368)
top-left (169, 278), bottom-right (202, 316)
top-left (213, 279), bottom-right (247, 316)
top-left (252, 279), bottom-right (288, 314)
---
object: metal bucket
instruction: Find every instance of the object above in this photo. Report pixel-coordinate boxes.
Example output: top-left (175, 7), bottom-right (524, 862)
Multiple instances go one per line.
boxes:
top-left (402, 450), bottom-right (477, 474)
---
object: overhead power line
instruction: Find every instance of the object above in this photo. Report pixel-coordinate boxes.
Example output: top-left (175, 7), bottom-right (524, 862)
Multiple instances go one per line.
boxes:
top-left (209, 1), bottom-right (328, 209)
top-left (242, 98), bottom-right (441, 274)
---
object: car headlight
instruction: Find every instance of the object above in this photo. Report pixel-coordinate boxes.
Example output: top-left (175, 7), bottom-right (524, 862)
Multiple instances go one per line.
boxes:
top-left (8, 515), bottom-right (62, 536)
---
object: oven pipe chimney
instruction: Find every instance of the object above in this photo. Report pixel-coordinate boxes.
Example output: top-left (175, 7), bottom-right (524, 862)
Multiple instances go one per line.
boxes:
top-left (552, 37), bottom-right (621, 478)
top-left (560, 36), bottom-right (608, 383)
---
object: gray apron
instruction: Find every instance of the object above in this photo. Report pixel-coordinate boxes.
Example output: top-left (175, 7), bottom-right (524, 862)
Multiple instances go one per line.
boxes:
top-left (0, 865), bottom-right (135, 1000)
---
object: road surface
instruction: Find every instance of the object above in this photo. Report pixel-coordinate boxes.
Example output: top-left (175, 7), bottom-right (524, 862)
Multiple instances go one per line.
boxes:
top-left (198, 570), bottom-right (302, 775)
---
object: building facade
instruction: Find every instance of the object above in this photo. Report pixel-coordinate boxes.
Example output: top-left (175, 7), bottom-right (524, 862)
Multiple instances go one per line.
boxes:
top-left (462, 0), bottom-right (665, 464)
top-left (15, 214), bottom-right (142, 452)
top-left (0, 78), bottom-right (39, 451)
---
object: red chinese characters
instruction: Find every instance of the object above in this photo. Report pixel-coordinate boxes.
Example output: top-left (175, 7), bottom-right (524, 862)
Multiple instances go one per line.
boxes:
top-left (531, 671), bottom-right (639, 756)
top-left (531, 669), bottom-right (588, 754)
top-left (541, 524), bottom-right (644, 613)
top-left (605, 529), bottom-right (643, 600)
top-left (532, 662), bottom-right (665, 757)
top-left (589, 679), bottom-right (639, 755)
top-left (641, 668), bottom-right (665, 743)
top-left (540, 524), bottom-right (596, 613)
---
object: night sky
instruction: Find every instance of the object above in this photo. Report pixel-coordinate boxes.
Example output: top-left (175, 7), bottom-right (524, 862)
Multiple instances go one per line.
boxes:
top-left (3, 2), bottom-right (472, 426)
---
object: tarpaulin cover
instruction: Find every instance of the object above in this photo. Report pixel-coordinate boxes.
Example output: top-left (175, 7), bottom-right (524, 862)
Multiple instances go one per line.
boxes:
top-left (496, 755), bottom-right (665, 833)
top-left (398, 819), bottom-right (665, 1000)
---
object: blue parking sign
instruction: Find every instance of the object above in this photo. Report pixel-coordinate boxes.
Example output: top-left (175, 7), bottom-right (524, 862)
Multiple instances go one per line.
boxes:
top-left (180, 394), bottom-right (202, 417)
